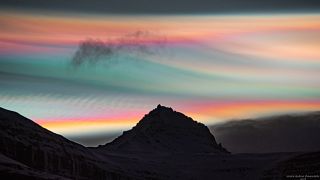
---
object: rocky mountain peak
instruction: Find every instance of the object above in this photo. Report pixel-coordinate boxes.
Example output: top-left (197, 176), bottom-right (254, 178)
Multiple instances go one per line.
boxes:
top-left (102, 105), bottom-right (229, 154)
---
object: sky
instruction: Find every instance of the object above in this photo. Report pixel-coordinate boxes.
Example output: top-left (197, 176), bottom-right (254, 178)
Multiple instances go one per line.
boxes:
top-left (1, 1), bottom-right (320, 146)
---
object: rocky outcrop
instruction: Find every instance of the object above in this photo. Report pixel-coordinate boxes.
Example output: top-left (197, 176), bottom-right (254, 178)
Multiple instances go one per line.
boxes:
top-left (101, 105), bottom-right (229, 154)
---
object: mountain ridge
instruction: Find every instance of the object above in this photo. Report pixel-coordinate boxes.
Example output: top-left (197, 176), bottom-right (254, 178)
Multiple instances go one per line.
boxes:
top-left (101, 104), bottom-right (229, 153)
top-left (211, 111), bottom-right (320, 153)
top-left (0, 106), bottom-right (319, 180)
top-left (0, 106), bottom-right (132, 180)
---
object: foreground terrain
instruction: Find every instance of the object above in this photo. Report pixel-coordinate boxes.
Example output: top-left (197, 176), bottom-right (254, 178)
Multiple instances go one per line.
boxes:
top-left (0, 106), bottom-right (319, 179)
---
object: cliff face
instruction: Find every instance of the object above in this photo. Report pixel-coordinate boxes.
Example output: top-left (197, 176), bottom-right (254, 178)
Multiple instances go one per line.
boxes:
top-left (102, 105), bottom-right (228, 154)
top-left (0, 107), bottom-right (132, 180)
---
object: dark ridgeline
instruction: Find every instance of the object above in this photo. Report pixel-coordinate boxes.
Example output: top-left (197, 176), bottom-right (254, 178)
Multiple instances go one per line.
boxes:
top-left (0, 105), bottom-right (319, 180)
top-left (0, 105), bottom-right (228, 179)
top-left (0, 107), bottom-right (133, 180)
top-left (210, 112), bottom-right (320, 153)
top-left (100, 104), bottom-right (229, 154)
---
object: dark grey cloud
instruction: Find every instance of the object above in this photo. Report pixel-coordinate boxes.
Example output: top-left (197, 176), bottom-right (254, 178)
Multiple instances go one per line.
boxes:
top-left (71, 30), bottom-right (166, 67)
top-left (1, 0), bottom-right (320, 14)
top-left (210, 112), bottom-right (320, 153)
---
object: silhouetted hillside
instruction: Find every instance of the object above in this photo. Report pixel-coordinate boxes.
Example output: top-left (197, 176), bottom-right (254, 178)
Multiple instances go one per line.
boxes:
top-left (1, 106), bottom-right (319, 179)
top-left (211, 112), bottom-right (320, 153)
top-left (0, 107), bottom-right (133, 180)
top-left (101, 104), bottom-right (228, 153)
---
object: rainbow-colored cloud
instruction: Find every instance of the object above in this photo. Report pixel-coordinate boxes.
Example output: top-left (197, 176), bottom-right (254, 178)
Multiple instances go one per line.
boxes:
top-left (1, 11), bottom-right (320, 137)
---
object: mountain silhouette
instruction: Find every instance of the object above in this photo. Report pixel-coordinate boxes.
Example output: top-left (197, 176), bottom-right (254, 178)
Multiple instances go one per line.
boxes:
top-left (211, 111), bottom-right (320, 153)
top-left (0, 107), bottom-right (131, 180)
top-left (101, 104), bottom-right (228, 153)
top-left (0, 105), bottom-right (319, 180)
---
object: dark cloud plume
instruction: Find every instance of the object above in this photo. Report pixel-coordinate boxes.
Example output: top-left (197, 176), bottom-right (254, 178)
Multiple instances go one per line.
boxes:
top-left (210, 112), bottom-right (320, 153)
top-left (72, 39), bottom-right (113, 66)
top-left (71, 30), bottom-right (166, 67)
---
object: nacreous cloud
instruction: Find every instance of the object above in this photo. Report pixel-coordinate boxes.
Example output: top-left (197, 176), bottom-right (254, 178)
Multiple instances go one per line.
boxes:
top-left (71, 30), bottom-right (166, 67)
